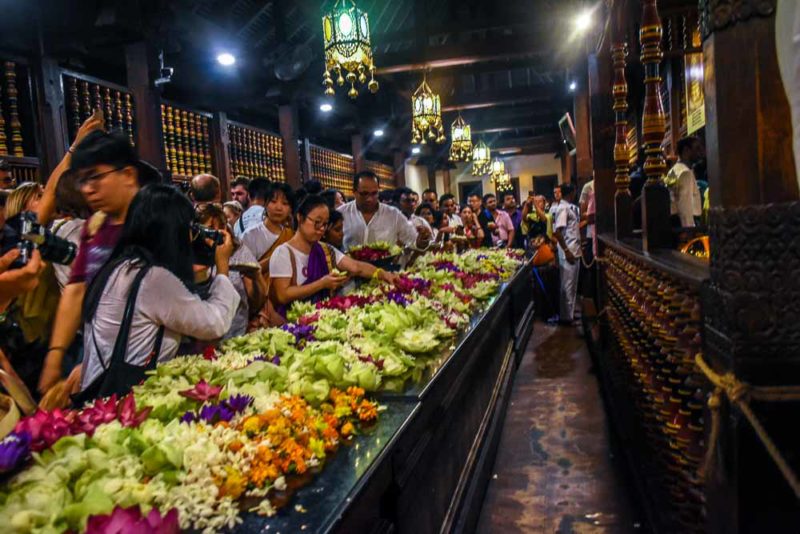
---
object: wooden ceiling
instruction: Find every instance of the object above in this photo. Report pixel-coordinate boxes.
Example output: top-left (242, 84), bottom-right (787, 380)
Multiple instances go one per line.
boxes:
top-left (0, 0), bottom-right (588, 160)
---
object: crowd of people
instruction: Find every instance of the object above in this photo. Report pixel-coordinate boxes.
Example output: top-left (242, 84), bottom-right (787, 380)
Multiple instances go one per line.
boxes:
top-left (0, 117), bottom-right (599, 408)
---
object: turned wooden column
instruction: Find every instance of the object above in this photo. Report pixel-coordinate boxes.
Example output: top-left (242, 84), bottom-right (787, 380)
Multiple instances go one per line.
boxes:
top-left (639, 0), bottom-right (671, 250)
top-left (612, 4), bottom-right (632, 239)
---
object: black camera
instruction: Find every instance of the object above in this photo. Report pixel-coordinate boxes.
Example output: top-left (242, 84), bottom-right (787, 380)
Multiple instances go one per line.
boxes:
top-left (0, 211), bottom-right (77, 268)
top-left (190, 222), bottom-right (224, 267)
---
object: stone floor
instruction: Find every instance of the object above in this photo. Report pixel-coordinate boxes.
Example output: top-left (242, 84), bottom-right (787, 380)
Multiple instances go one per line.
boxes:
top-left (476, 323), bottom-right (644, 534)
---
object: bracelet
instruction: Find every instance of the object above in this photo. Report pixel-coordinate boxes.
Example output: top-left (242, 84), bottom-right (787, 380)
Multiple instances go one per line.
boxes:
top-left (68, 145), bottom-right (76, 154)
top-left (372, 268), bottom-right (384, 280)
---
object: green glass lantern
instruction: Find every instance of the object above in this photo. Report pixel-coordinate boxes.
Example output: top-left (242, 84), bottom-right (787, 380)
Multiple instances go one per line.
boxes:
top-left (471, 139), bottom-right (491, 175)
top-left (411, 76), bottom-right (445, 144)
top-left (449, 114), bottom-right (473, 162)
top-left (322, 0), bottom-right (379, 99)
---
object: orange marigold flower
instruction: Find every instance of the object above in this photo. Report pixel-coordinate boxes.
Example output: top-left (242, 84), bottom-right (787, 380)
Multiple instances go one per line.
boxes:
top-left (357, 400), bottom-right (378, 422)
top-left (341, 422), bottom-right (354, 437)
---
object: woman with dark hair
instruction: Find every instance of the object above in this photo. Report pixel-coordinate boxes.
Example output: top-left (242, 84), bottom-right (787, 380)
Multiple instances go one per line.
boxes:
top-left (75, 184), bottom-right (239, 401)
top-left (195, 203), bottom-right (265, 339)
top-left (324, 210), bottom-right (344, 249)
top-left (269, 194), bottom-right (397, 320)
top-left (459, 205), bottom-right (485, 250)
top-left (241, 182), bottom-right (295, 274)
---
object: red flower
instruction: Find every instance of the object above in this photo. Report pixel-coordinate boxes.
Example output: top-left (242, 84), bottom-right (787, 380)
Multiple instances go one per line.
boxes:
top-left (14, 409), bottom-right (75, 452)
top-left (179, 380), bottom-right (222, 403)
top-left (116, 394), bottom-right (152, 428)
top-left (202, 345), bottom-right (217, 361)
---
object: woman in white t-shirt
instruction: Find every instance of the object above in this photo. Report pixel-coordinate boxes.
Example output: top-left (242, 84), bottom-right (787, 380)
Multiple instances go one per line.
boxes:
top-left (269, 194), bottom-right (397, 319)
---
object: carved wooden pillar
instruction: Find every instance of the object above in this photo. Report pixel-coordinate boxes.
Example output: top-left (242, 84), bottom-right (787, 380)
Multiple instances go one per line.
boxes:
top-left (701, 1), bottom-right (800, 533)
top-left (588, 36), bottom-right (615, 236)
top-left (639, 0), bottom-right (672, 250)
top-left (31, 57), bottom-right (70, 175)
top-left (612, 4), bottom-right (632, 239)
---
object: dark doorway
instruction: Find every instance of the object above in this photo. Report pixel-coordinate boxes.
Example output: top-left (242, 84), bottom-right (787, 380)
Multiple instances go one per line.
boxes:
top-left (459, 180), bottom-right (483, 204)
top-left (533, 174), bottom-right (559, 200)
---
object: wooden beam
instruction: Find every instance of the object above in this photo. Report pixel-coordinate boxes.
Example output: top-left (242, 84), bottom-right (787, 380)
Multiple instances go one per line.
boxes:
top-left (440, 85), bottom-right (557, 112)
top-left (210, 111), bottom-right (231, 198)
top-left (376, 34), bottom-right (548, 75)
top-left (279, 103), bottom-right (302, 189)
top-left (125, 42), bottom-right (166, 173)
top-left (393, 150), bottom-right (406, 187)
top-left (351, 133), bottom-right (365, 173)
top-left (31, 56), bottom-right (69, 175)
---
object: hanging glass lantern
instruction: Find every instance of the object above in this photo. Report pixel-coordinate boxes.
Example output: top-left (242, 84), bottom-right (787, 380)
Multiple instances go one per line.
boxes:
top-left (489, 157), bottom-right (506, 178)
top-left (411, 76), bottom-right (446, 144)
top-left (322, 0), bottom-right (379, 99)
top-left (449, 114), bottom-right (473, 161)
top-left (493, 171), bottom-right (513, 192)
top-left (471, 140), bottom-right (491, 175)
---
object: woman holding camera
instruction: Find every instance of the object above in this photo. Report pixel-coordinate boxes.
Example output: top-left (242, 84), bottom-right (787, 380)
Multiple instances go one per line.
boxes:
top-left (195, 203), bottom-right (265, 339)
top-left (75, 184), bottom-right (239, 402)
top-left (269, 195), bottom-right (397, 321)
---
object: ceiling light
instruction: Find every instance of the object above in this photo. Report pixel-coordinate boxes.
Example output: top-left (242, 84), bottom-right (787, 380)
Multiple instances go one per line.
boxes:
top-left (373, 129), bottom-right (384, 137)
top-left (569, 81), bottom-right (577, 91)
top-left (411, 146), bottom-right (421, 154)
top-left (217, 52), bottom-right (236, 66)
top-left (320, 103), bottom-right (333, 112)
top-left (575, 10), bottom-right (592, 32)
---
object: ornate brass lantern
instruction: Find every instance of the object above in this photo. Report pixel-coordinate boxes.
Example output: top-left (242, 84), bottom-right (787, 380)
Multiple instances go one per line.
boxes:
top-left (471, 140), bottom-right (491, 175)
top-left (322, 0), bottom-right (379, 99)
top-left (493, 171), bottom-right (513, 192)
top-left (449, 114), bottom-right (473, 161)
top-left (411, 77), bottom-right (446, 144)
top-left (489, 157), bottom-right (506, 178)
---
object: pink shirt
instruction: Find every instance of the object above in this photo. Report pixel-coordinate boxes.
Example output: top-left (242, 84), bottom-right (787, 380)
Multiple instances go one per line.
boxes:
top-left (492, 210), bottom-right (515, 246)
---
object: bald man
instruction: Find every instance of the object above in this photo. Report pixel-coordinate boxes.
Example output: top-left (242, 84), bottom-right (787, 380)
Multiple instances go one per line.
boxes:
top-left (190, 174), bottom-right (221, 205)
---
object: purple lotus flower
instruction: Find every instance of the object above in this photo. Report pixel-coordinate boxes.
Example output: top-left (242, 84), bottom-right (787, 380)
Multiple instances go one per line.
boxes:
top-left (224, 394), bottom-right (253, 414)
top-left (198, 404), bottom-right (234, 424)
top-left (281, 323), bottom-right (317, 344)
top-left (0, 432), bottom-right (30, 473)
top-left (180, 411), bottom-right (197, 424)
top-left (433, 260), bottom-right (460, 273)
top-left (271, 355), bottom-right (281, 366)
top-left (386, 291), bottom-right (411, 306)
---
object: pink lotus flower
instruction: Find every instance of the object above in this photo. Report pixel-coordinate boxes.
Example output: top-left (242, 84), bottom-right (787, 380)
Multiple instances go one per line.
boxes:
top-left (86, 505), bottom-right (179, 534)
top-left (318, 295), bottom-right (373, 311)
top-left (72, 396), bottom-right (119, 436)
top-left (116, 394), bottom-right (152, 428)
top-left (179, 380), bottom-right (222, 403)
top-left (298, 312), bottom-right (321, 325)
top-left (14, 409), bottom-right (75, 452)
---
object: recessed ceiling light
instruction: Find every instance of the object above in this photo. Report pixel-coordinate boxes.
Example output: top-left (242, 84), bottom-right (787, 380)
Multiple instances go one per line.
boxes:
top-left (373, 129), bottom-right (384, 137)
top-left (411, 147), bottom-right (421, 154)
top-left (320, 103), bottom-right (333, 112)
top-left (217, 52), bottom-right (236, 66)
top-left (569, 81), bottom-right (577, 91)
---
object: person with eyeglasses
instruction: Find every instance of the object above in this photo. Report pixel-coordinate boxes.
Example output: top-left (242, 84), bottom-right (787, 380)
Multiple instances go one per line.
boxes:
top-left (337, 171), bottom-right (428, 253)
top-left (38, 129), bottom-right (161, 394)
top-left (270, 194), bottom-right (398, 322)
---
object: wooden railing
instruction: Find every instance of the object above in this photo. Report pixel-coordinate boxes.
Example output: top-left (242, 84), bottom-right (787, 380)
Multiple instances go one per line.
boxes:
top-left (1, 59), bottom-right (39, 181)
top-left (160, 102), bottom-right (212, 182)
top-left (309, 144), bottom-right (353, 191)
top-left (227, 120), bottom-right (284, 182)
top-left (364, 159), bottom-right (395, 191)
top-left (62, 70), bottom-right (135, 145)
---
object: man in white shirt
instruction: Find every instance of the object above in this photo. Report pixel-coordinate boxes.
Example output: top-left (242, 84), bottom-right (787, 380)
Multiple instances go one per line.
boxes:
top-left (554, 183), bottom-right (581, 325)
top-left (235, 177), bottom-right (269, 238)
top-left (549, 184), bottom-right (564, 218)
top-left (338, 171), bottom-right (428, 251)
top-left (665, 136), bottom-right (704, 228)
